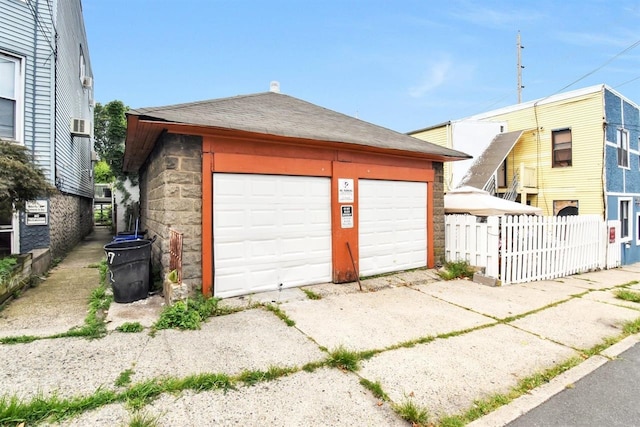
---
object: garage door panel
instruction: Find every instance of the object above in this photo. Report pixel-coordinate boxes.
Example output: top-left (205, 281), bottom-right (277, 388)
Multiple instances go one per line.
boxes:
top-left (214, 174), bottom-right (332, 298)
top-left (359, 180), bottom-right (427, 277)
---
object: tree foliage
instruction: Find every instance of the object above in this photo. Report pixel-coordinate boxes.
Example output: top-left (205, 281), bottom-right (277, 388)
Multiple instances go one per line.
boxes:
top-left (94, 100), bottom-right (133, 182)
top-left (93, 160), bottom-right (114, 183)
top-left (0, 140), bottom-right (56, 211)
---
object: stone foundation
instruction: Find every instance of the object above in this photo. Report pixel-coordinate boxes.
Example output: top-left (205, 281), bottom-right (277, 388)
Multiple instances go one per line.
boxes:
top-left (49, 193), bottom-right (93, 259)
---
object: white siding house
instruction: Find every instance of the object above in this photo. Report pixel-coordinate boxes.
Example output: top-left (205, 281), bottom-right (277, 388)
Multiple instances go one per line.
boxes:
top-left (0, 0), bottom-right (94, 258)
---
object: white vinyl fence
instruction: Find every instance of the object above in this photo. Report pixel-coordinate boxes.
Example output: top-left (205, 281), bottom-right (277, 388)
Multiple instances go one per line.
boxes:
top-left (445, 214), bottom-right (621, 285)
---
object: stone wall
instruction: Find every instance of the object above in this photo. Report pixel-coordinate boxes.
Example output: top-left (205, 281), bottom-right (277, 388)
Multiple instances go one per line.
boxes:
top-left (432, 162), bottom-right (445, 266)
top-left (140, 133), bottom-right (203, 295)
top-left (49, 193), bottom-right (93, 259)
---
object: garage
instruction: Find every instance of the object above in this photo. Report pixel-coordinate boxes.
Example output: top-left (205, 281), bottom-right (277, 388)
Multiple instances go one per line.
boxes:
top-left (213, 173), bottom-right (332, 298)
top-left (358, 179), bottom-right (427, 277)
top-left (124, 90), bottom-right (470, 298)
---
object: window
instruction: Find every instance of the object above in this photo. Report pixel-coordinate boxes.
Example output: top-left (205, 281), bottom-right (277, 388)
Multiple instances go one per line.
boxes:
top-left (552, 129), bottom-right (572, 167)
top-left (620, 199), bottom-right (631, 241)
top-left (618, 129), bottom-right (629, 168)
top-left (0, 54), bottom-right (20, 140)
top-left (637, 211), bottom-right (640, 245)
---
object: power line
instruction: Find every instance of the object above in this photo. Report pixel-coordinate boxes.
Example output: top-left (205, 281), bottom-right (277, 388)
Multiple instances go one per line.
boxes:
top-left (551, 39), bottom-right (640, 97)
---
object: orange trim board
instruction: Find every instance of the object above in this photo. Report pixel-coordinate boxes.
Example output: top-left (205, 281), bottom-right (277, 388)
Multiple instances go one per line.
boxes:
top-left (201, 151), bottom-right (214, 297)
top-left (213, 153), bottom-right (332, 176)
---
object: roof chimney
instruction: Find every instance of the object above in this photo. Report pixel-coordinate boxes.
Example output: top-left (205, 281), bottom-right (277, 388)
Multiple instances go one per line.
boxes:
top-left (269, 81), bottom-right (280, 93)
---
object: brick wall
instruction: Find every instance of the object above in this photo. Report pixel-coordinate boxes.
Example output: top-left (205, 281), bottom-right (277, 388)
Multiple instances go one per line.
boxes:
top-left (48, 193), bottom-right (93, 259)
top-left (433, 162), bottom-right (445, 266)
top-left (140, 133), bottom-right (203, 294)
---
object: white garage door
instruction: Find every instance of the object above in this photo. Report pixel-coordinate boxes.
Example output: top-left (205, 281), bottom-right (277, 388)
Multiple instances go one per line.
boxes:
top-left (213, 173), bottom-right (332, 298)
top-left (359, 179), bottom-right (427, 277)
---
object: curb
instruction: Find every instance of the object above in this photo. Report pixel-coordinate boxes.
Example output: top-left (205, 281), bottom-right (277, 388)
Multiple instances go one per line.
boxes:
top-left (468, 334), bottom-right (640, 427)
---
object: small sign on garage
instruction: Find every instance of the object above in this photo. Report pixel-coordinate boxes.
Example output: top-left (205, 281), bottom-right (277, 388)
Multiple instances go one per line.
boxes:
top-left (341, 205), bottom-right (353, 228)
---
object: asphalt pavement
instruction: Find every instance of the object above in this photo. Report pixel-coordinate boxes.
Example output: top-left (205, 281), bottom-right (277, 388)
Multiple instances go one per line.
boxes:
top-left (506, 342), bottom-right (640, 427)
top-left (1, 227), bottom-right (640, 426)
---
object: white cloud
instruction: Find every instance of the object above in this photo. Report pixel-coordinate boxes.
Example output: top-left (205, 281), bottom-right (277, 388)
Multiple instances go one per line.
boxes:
top-left (409, 58), bottom-right (453, 98)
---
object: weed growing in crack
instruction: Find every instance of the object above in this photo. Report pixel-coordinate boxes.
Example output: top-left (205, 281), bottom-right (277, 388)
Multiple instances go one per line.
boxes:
top-left (128, 411), bottom-right (160, 427)
top-left (359, 378), bottom-right (388, 401)
top-left (326, 346), bottom-right (360, 371)
top-left (615, 289), bottom-right (640, 303)
top-left (117, 322), bottom-right (144, 333)
top-left (115, 369), bottom-right (135, 387)
top-left (392, 398), bottom-right (430, 426)
top-left (301, 288), bottom-right (322, 300)
top-left (262, 303), bottom-right (295, 326)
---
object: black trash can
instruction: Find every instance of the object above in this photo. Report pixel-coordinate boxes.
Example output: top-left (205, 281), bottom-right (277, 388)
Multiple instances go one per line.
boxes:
top-left (104, 239), bottom-right (152, 303)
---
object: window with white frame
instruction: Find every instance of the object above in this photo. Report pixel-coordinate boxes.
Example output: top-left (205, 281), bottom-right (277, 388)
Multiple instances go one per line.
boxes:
top-left (0, 53), bottom-right (21, 140)
top-left (618, 128), bottom-right (629, 168)
top-left (620, 198), bottom-right (632, 241)
top-left (552, 128), bottom-right (572, 167)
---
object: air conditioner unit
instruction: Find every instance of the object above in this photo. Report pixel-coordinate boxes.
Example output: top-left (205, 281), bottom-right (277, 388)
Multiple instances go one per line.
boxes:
top-left (82, 76), bottom-right (93, 89)
top-left (70, 118), bottom-right (91, 137)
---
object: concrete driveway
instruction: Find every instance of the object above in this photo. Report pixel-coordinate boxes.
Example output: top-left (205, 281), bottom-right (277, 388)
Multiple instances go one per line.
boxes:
top-left (1, 230), bottom-right (640, 426)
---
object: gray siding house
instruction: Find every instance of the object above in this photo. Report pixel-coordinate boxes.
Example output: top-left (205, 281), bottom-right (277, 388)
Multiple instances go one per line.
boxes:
top-left (0, 0), bottom-right (94, 258)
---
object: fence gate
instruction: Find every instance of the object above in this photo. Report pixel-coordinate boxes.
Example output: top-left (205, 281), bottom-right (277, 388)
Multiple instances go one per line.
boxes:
top-left (444, 215), bottom-right (500, 278)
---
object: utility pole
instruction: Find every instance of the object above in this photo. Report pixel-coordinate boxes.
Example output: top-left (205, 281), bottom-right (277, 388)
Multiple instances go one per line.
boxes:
top-left (517, 31), bottom-right (524, 103)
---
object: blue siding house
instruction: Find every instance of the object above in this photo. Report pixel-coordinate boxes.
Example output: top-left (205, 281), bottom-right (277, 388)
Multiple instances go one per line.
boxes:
top-left (0, 0), bottom-right (94, 259)
top-left (604, 88), bottom-right (640, 264)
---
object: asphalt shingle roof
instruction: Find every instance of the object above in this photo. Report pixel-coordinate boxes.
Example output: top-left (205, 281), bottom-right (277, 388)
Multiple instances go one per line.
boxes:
top-left (128, 91), bottom-right (470, 159)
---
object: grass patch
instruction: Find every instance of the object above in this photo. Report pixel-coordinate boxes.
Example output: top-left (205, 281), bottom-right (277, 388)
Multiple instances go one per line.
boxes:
top-left (238, 366), bottom-right (296, 386)
top-left (615, 289), bottom-right (640, 303)
top-left (326, 345), bottom-right (360, 372)
top-left (623, 317), bottom-right (640, 335)
top-left (301, 361), bottom-right (325, 373)
top-left (359, 378), bottom-right (388, 401)
top-left (116, 322), bottom-right (144, 333)
top-left (262, 303), bottom-right (295, 326)
top-left (392, 398), bottom-right (430, 426)
top-left (154, 296), bottom-right (231, 331)
top-left (0, 335), bottom-right (39, 344)
top-left (301, 288), bottom-right (322, 300)
top-left (438, 260), bottom-right (475, 280)
top-left (115, 369), bottom-right (135, 387)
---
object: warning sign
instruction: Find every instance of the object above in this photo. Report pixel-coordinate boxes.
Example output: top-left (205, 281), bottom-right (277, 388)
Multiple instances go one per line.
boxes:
top-left (341, 205), bottom-right (353, 228)
top-left (26, 213), bottom-right (48, 226)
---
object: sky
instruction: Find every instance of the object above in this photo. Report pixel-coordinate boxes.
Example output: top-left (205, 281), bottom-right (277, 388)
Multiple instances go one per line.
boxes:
top-left (83, 0), bottom-right (640, 133)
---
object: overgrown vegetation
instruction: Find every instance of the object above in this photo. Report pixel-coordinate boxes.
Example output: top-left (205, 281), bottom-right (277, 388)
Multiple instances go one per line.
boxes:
top-left (438, 260), bottom-right (476, 280)
top-left (0, 256), bottom-right (17, 287)
top-left (116, 322), bottom-right (144, 333)
top-left (154, 296), bottom-right (236, 331)
top-left (0, 373), bottom-right (233, 425)
top-left (615, 289), bottom-right (640, 303)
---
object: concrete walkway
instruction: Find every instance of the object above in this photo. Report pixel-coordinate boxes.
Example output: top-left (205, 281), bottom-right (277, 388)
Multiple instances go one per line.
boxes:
top-left (0, 228), bottom-right (639, 426)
